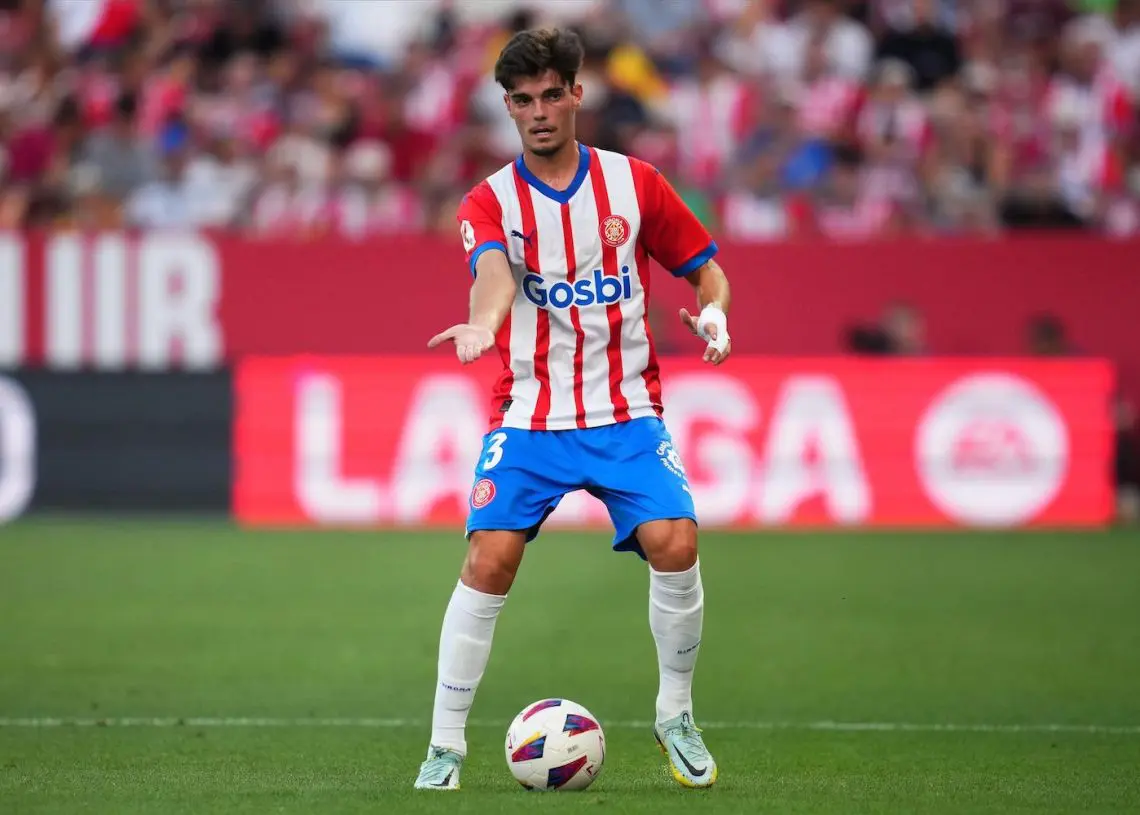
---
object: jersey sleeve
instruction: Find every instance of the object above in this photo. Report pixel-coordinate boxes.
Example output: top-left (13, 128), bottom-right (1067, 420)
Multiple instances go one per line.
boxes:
top-left (631, 159), bottom-right (718, 277)
top-left (456, 182), bottom-right (507, 277)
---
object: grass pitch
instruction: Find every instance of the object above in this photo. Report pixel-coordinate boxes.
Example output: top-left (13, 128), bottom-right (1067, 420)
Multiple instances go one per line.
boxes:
top-left (2, 519), bottom-right (1139, 813)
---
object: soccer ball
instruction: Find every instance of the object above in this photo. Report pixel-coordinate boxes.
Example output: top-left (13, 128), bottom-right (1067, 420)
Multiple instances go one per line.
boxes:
top-left (504, 698), bottom-right (606, 791)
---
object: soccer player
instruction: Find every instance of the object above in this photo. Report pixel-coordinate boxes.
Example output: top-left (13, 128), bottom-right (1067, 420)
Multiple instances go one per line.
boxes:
top-left (416, 27), bottom-right (732, 791)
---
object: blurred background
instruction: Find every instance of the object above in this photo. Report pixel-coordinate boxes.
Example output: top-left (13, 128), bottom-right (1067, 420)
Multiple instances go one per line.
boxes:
top-left (2, 4), bottom-right (1140, 809)
top-left (0, 0), bottom-right (1135, 527)
top-left (1, 0), bottom-right (1139, 238)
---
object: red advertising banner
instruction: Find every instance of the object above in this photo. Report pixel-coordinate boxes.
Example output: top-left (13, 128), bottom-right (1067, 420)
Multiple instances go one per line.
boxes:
top-left (234, 356), bottom-right (1114, 530)
top-left (4, 232), bottom-right (1139, 407)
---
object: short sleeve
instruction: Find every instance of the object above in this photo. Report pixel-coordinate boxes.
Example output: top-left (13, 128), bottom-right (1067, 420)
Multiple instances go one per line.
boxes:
top-left (457, 182), bottom-right (507, 277)
top-left (631, 159), bottom-right (717, 277)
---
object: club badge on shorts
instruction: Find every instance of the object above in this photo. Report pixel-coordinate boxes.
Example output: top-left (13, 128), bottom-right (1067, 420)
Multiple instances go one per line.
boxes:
top-left (471, 478), bottom-right (496, 509)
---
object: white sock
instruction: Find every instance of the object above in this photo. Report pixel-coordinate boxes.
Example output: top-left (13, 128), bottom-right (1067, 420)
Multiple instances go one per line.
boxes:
top-left (649, 559), bottom-right (704, 724)
top-left (429, 579), bottom-right (506, 755)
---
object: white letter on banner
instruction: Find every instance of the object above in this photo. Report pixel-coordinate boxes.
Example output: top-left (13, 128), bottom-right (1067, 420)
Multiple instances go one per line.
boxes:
top-left (0, 236), bottom-right (24, 367)
top-left (0, 377), bottom-right (36, 523)
top-left (660, 373), bottom-right (758, 525)
top-left (137, 234), bottom-right (222, 369)
top-left (46, 233), bottom-right (84, 369)
top-left (294, 373), bottom-right (383, 524)
top-left (389, 375), bottom-right (486, 523)
top-left (757, 376), bottom-right (870, 524)
top-left (93, 234), bottom-right (128, 369)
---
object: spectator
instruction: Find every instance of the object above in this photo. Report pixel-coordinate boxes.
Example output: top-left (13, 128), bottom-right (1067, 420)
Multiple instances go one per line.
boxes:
top-left (875, 0), bottom-right (961, 92)
top-left (0, 0), bottom-right (1136, 239)
top-left (809, 144), bottom-right (902, 241)
top-left (1026, 313), bottom-right (1074, 356)
top-left (1101, 0), bottom-right (1140, 99)
top-left (125, 138), bottom-right (216, 229)
top-left (881, 300), bottom-right (926, 355)
top-left (75, 92), bottom-right (156, 202)
top-left (1115, 396), bottom-right (1140, 525)
top-left (667, 37), bottom-right (757, 189)
top-left (843, 299), bottom-right (926, 355)
top-left (723, 0), bottom-right (873, 82)
top-left (722, 137), bottom-right (794, 240)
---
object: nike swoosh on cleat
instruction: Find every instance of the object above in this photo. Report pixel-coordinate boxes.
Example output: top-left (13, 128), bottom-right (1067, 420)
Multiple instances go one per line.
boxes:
top-left (432, 769), bottom-right (454, 787)
top-left (674, 749), bottom-right (707, 778)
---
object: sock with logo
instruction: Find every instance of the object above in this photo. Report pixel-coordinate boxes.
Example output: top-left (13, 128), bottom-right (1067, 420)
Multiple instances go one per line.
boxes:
top-left (649, 559), bottom-right (704, 724)
top-left (429, 579), bottom-right (507, 755)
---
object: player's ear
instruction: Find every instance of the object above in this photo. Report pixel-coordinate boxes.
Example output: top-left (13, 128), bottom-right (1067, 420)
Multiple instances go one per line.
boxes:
top-left (571, 82), bottom-right (583, 109)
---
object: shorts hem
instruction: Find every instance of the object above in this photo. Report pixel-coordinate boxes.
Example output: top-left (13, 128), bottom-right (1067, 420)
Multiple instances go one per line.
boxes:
top-left (466, 505), bottom-right (559, 543)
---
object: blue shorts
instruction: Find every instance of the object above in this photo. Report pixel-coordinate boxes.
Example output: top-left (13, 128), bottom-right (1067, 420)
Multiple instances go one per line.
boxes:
top-left (465, 417), bottom-right (696, 559)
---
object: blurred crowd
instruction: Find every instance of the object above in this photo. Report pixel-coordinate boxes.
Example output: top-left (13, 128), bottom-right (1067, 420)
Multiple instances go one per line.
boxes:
top-left (2, 0), bottom-right (1139, 241)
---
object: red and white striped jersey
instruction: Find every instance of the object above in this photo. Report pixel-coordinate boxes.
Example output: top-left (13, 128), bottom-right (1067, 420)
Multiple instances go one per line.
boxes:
top-left (457, 143), bottom-right (717, 432)
top-left (1044, 67), bottom-right (1133, 144)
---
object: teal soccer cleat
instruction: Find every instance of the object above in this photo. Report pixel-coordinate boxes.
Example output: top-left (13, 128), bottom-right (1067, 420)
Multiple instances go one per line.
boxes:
top-left (413, 746), bottom-right (463, 790)
top-left (653, 712), bottom-right (719, 788)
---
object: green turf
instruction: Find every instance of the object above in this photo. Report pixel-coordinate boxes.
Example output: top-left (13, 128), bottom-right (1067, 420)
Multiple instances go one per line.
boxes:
top-left (2, 519), bottom-right (1139, 813)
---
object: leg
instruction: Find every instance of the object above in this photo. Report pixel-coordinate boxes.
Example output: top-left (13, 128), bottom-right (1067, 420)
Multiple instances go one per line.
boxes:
top-left (417, 427), bottom-right (572, 790)
top-left (583, 418), bottom-right (715, 788)
top-left (431, 530), bottom-right (525, 750)
top-left (637, 518), bottom-right (703, 724)
top-left (415, 531), bottom-right (524, 790)
top-left (638, 518), bottom-right (717, 788)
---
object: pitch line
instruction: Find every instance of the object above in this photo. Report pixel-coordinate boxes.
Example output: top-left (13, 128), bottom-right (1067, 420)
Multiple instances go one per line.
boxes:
top-left (1, 717), bottom-right (1138, 735)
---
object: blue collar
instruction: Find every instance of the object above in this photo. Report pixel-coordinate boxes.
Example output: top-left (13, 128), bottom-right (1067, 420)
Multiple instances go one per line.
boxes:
top-left (514, 142), bottom-right (590, 204)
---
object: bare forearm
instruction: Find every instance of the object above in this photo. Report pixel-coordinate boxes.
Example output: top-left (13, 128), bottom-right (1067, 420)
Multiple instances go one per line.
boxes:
top-left (689, 259), bottom-right (731, 314)
top-left (469, 252), bottom-right (517, 333)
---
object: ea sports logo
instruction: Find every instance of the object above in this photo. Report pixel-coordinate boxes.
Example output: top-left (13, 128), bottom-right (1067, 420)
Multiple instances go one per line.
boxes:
top-left (916, 373), bottom-right (1068, 526)
top-left (599, 215), bottom-right (630, 248)
top-left (471, 478), bottom-right (496, 509)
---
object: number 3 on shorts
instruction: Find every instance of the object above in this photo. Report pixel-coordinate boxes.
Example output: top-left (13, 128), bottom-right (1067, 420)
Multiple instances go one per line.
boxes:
top-left (482, 432), bottom-right (507, 470)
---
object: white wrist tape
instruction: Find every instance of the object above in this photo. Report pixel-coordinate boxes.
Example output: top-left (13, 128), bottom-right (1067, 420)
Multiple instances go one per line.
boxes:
top-left (697, 305), bottom-right (729, 353)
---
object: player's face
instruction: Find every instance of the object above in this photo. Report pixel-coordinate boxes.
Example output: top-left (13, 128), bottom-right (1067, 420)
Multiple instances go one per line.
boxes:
top-left (504, 70), bottom-right (582, 158)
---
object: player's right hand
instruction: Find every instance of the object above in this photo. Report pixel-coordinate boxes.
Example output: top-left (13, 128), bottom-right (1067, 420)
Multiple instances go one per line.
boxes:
top-left (427, 324), bottom-right (496, 364)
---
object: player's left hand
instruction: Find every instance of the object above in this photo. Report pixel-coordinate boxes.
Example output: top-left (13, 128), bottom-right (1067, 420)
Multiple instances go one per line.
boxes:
top-left (427, 323), bottom-right (496, 364)
top-left (680, 306), bottom-right (731, 365)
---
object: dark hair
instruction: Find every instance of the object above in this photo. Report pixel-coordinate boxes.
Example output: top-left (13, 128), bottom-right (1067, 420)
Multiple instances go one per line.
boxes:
top-left (494, 28), bottom-right (584, 91)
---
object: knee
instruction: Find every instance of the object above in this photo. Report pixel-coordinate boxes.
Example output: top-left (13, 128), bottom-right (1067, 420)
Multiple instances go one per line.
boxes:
top-left (461, 531), bottom-right (525, 595)
top-left (638, 519), bottom-right (698, 573)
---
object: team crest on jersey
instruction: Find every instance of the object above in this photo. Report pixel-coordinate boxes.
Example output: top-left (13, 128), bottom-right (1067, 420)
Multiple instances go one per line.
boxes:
top-left (599, 214), bottom-right (630, 248)
top-left (471, 478), bottom-right (496, 509)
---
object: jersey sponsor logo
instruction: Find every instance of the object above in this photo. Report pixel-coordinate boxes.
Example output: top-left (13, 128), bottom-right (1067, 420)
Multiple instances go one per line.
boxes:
top-left (510, 228), bottom-right (535, 248)
top-left (522, 267), bottom-right (633, 309)
top-left (471, 477), bottom-right (496, 508)
top-left (600, 214), bottom-right (630, 248)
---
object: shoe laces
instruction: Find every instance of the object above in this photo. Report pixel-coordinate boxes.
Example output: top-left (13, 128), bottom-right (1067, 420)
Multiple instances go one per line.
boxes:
top-left (420, 747), bottom-right (460, 781)
top-left (665, 713), bottom-right (709, 758)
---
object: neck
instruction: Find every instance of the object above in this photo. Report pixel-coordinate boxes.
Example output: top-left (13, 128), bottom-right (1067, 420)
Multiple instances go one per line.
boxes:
top-left (522, 139), bottom-right (580, 184)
